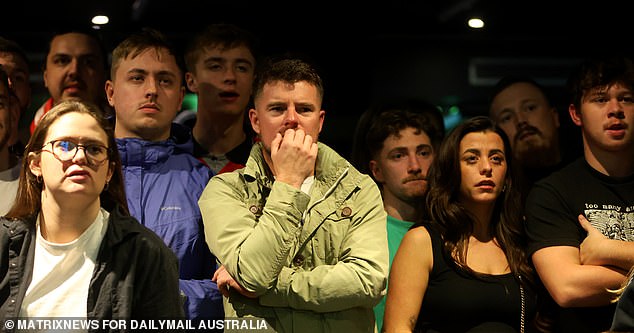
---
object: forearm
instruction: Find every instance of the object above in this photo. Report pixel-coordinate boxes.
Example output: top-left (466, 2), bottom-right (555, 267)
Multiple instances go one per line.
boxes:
top-left (259, 261), bottom-right (386, 312)
top-left (259, 190), bottom-right (388, 312)
top-left (201, 178), bottom-right (308, 294)
top-left (591, 239), bottom-right (634, 271)
top-left (544, 263), bottom-right (626, 307)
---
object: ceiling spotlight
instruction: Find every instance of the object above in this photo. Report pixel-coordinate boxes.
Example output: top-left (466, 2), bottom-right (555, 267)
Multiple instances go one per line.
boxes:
top-left (467, 17), bottom-right (484, 29)
top-left (91, 15), bottom-right (109, 25)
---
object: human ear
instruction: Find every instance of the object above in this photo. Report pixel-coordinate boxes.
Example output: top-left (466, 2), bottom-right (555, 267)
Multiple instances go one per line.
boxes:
top-left (568, 104), bottom-right (582, 127)
top-left (28, 152), bottom-right (42, 178)
top-left (369, 160), bottom-right (385, 183)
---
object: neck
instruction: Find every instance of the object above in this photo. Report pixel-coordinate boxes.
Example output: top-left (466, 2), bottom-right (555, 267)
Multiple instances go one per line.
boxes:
top-left (383, 193), bottom-right (422, 222)
top-left (583, 140), bottom-right (634, 178)
top-left (519, 143), bottom-right (562, 169)
top-left (0, 147), bottom-right (17, 172)
top-left (193, 108), bottom-right (246, 156)
top-left (40, 194), bottom-right (101, 243)
top-left (462, 200), bottom-right (495, 239)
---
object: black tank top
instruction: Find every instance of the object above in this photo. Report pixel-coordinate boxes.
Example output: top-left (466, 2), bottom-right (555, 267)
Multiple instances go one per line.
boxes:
top-left (416, 226), bottom-right (537, 333)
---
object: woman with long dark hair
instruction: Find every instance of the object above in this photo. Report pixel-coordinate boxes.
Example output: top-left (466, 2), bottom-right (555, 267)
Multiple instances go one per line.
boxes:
top-left (383, 116), bottom-right (543, 332)
top-left (0, 100), bottom-right (183, 320)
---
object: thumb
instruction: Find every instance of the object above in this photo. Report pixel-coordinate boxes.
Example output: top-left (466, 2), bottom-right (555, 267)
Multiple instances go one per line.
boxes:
top-left (578, 214), bottom-right (593, 232)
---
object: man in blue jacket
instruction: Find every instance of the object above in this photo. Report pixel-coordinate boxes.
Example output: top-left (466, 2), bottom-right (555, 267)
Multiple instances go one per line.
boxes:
top-left (105, 28), bottom-right (222, 321)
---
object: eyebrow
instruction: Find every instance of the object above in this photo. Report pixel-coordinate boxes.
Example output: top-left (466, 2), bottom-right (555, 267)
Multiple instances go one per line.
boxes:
top-left (127, 68), bottom-right (178, 77)
top-left (49, 136), bottom-right (108, 146)
top-left (463, 148), bottom-right (505, 155)
top-left (203, 56), bottom-right (253, 66)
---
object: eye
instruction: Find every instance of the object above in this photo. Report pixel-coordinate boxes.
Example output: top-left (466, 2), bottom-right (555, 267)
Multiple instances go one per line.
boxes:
top-left (53, 56), bottom-right (71, 66)
top-left (417, 147), bottom-right (432, 158)
top-left (389, 152), bottom-right (405, 160)
top-left (619, 95), bottom-right (634, 103)
top-left (129, 75), bottom-right (144, 83)
top-left (86, 144), bottom-right (106, 156)
top-left (206, 64), bottom-right (222, 71)
top-left (12, 73), bottom-right (27, 83)
top-left (159, 78), bottom-right (173, 86)
top-left (56, 140), bottom-right (76, 152)
top-left (464, 155), bottom-right (478, 164)
top-left (81, 57), bottom-right (98, 68)
top-left (497, 112), bottom-right (513, 124)
top-left (526, 104), bottom-right (538, 112)
top-left (491, 154), bottom-right (505, 164)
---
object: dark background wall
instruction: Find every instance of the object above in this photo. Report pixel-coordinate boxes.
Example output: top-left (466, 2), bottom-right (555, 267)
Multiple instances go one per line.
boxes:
top-left (2, 0), bottom-right (630, 159)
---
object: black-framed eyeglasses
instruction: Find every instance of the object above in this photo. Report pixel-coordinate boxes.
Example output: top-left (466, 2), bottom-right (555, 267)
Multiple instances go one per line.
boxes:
top-left (41, 139), bottom-right (110, 165)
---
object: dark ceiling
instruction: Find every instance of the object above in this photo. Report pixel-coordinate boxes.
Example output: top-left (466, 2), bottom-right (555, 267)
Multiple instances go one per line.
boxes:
top-left (4, 0), bottom-right (632, 56)
top-left (2, 0), bottom-right (631, 155)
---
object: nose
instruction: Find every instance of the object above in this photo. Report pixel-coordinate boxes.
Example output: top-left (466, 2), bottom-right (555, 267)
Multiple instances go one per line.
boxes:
top-left (223, 67), bottom-right (237, 84)
top-left (408, 153), bottom-right (422, 174)
top-left (67, 58), bottom-right (79, 77)
top-left (283, 107), bottom-right (299, 128)
top-left (145, 76), bottom-right (159, 99)
top-left (71, 146), bottom-right (89, 165)
top-left (608, 98), bottom-right (625, 119)
top-left (479, 159), bottom-right (493, 176)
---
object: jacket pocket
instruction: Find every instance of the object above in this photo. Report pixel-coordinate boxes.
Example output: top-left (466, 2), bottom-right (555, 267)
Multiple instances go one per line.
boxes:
top-left (311, 204), bottom-right (354, 262)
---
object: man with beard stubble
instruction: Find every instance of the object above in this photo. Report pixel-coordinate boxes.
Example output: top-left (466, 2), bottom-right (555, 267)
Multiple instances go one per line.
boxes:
top-left (489, 75), bottom-right (581, 197)
top-left (358, 101), bottom-right (443, 331)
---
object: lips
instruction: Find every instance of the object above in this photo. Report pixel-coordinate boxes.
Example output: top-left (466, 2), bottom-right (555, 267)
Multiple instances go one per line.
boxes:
top-left (139, 103), bottom-right (160, 112)
top-left (607, 122), bottom-right (626, 130)
top-left (517, 128), bottom-right (539, 140)
top-left (403, 176), bottom-right (426, 184)
top-left (219, 91), bottom-right (239, 98)
top-left (606, 122), bottom-right (627, 138)
top-left (63, 82), bottom-right (85, 94)
top-left (476, 180), bottom-right (495, 188)
top-left (67, 169), bottom-right (89, 177)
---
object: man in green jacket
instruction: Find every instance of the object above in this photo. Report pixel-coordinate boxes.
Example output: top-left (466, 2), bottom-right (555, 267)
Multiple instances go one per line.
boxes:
top-left (199, 57), bottom-right (388, 332)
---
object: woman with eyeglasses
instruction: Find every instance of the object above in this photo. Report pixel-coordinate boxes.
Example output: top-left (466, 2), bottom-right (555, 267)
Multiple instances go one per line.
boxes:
top-left (0, 100), bottom-right (184, 321)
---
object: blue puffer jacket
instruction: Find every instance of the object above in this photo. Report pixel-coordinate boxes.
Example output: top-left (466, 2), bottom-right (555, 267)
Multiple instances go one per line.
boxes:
top-left (117, 123), bottom-right (222, 321)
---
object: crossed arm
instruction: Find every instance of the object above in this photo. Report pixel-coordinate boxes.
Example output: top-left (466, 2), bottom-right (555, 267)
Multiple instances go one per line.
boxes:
top-left (532, 214), bottom-right (630, 308)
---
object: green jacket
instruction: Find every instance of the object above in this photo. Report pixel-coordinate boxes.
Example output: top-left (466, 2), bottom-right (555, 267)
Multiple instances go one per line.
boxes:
top-left (199, 142), bottom-right (388, 333)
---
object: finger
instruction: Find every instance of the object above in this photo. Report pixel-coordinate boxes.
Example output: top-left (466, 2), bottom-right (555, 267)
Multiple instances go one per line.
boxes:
top-left (283, 128), bottom-right (295, 144)
top-left (310, 142), bottom-right (319, 158)
top-left (293, 128), bottom-right (305, 145)
top-left (303, 133), bottom-right (313, 151)
top-left (271, 133), bottom-right (283, 155)
top-left (212, 270), bottom-right (219, 282)
top-left (578, 214), bottom-right (592, 232)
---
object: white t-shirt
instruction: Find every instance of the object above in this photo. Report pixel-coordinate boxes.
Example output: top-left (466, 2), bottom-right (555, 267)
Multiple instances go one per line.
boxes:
top-left (0, 163), bottom-right (20, 216)
top-left (19, 208), bottom-right (109, 318)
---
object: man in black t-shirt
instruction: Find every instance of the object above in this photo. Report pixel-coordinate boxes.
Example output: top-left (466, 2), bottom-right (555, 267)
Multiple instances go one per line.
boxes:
top-left (525, 56), bottom-right (634, 333)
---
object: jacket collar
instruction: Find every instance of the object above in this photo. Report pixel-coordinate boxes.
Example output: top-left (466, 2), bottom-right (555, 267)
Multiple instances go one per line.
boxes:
top-left (116, 123), bottom-right (195, 166)
top-left (243, 141), bottom-right (352, 190)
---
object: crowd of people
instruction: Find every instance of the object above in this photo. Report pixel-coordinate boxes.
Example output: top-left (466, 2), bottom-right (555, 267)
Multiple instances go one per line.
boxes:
top-left (0, 23), bottom-right (633, 333)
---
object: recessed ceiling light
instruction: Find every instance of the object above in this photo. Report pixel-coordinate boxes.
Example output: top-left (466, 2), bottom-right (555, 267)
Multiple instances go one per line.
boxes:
top-left (91, 15), bottom-right (109, 25)
top-left (467, 17), bottom-right (484, 29)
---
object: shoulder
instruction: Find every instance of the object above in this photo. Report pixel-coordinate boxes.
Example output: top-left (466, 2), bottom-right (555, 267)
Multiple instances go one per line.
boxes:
top-left (201, 168), bottom-right (250, 199)
top-left (528, 158), bottom-right (587, 200)
top-left (107, 213), bottom-right (175, 259)
top-left (400, 225), bottom-right (433, 250)
top-left (534, 158), bottom-right (587, 188)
